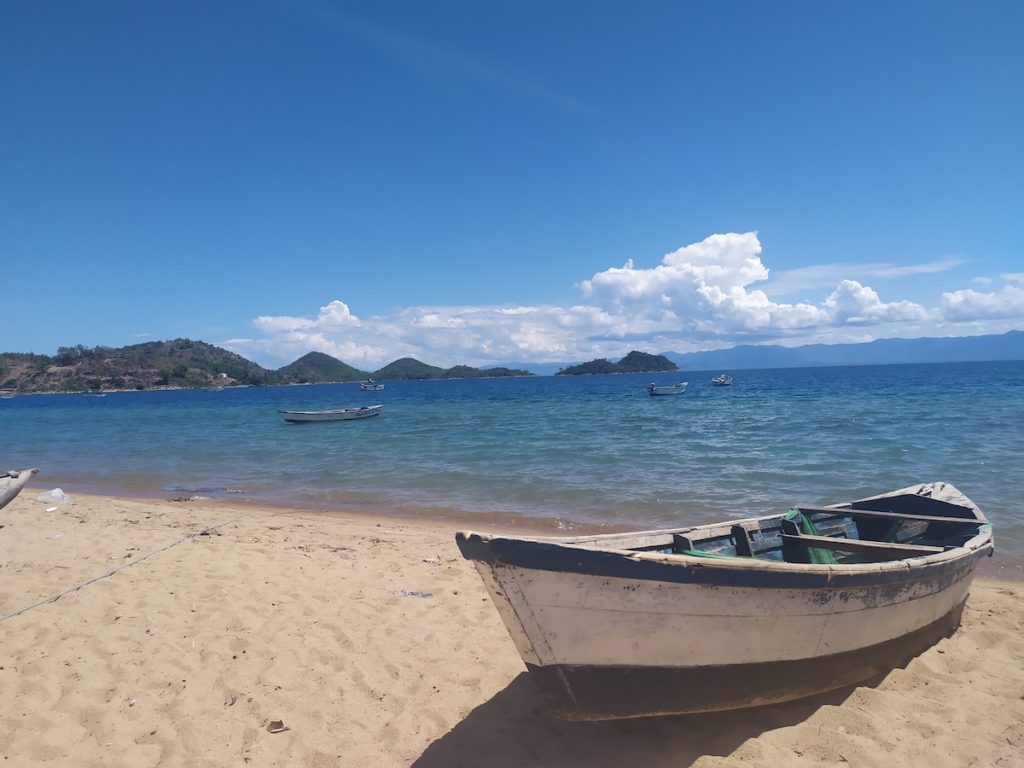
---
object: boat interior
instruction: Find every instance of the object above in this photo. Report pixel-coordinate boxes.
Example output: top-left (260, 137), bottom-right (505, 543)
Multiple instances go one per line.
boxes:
top-left (569, 496), bottom-right (988, 565)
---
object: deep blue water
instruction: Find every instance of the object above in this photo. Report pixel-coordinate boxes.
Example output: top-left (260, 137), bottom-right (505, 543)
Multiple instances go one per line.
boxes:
top-left (3, 361), bottom-right (1023, 556)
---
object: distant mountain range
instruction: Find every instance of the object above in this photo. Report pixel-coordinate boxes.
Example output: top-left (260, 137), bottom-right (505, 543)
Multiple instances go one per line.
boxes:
top-left (497, 331), bottom-right (1024, 375)
top-left (661, 330), bottom-right (1024, 371)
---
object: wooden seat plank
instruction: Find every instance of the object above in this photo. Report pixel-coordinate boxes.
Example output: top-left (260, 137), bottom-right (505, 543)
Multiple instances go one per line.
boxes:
top-left (794, 507), bottom-right (983, 527)
top-left (780, 533), bottom-right (945, 556)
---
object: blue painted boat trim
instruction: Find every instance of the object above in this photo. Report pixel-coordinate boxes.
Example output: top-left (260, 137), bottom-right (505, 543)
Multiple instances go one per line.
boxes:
top-left (456, 532), bottom-right (990, 590)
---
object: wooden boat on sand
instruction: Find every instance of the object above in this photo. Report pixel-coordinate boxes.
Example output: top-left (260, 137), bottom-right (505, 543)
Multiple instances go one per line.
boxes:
top-left (279, 405), bottom-right (383, 423)
top-left (456, 482), bottom-right (993, 720)
top-left (1, 468), bottom-right (39, 510)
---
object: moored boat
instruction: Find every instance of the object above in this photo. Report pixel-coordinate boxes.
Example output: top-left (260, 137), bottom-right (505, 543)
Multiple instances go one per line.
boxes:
top-left (1, 468), bottom-right (40, 510)
top-left (647, 382), bottom-right (688, 396)
top-left (279, 405), bottom-right (383, 423)
top-left (0, 389), bottom-right (15, 399)
top-left (711, 374), bottom-right (733, 386)
top-left (456, 482), bottom-right (993, 720)
top-left (359, 379), bottom-right (385, 391)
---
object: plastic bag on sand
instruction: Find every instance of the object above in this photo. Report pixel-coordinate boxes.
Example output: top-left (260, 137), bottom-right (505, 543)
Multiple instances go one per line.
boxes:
top-left (36, 488), bottom-right (71, 504)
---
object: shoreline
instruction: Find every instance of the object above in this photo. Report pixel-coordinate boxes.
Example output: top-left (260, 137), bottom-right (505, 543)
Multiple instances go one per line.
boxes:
top-left (19, 480), bottom-right (1024, 582)
top-left (1, 490), bottom-right (1022, 766)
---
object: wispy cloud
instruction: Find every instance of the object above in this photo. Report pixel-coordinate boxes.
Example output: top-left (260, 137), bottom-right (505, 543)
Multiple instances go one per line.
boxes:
top-left (221, 233), bottom-right (1024, 368)
top-left (296, 0), bottom-right (584, 114)
top-left (765, 256), bottom-right (969, 297)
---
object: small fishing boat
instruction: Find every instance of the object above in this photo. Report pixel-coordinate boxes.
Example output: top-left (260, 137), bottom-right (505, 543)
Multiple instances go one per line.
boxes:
top-left (711, 374), bottom-right (733, 386)
top-left (647, 382), bottom-right (688, 396)
top-left (0, 389), bottom-right (15, 399)
top-left (0, 468), bottom-right (39, 510)
top-left (278, 404), bottom-right (383, 423)
top-left (456, 482), bottom-right (993, 720)
top-left (359, 379), bottom-right (385, 391)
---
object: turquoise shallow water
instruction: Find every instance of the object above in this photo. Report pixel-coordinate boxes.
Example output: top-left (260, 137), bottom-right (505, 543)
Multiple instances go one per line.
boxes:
top-left (3, 361), bottom-right (1023, 557)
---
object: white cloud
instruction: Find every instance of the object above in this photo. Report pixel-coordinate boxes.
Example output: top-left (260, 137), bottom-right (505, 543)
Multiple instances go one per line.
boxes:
top-left (221, 233), bottom-right (1023, 368)
top-left (580, 232), bottom-right (928, 336)
top-left (765, 256), bottom-right (968, 297)
top-left (253, 299), bottom-right (361, 333)
top-left (940, 283), bottom-right (1024, 320)
top-left (823, 280), bottom-right (931, 324)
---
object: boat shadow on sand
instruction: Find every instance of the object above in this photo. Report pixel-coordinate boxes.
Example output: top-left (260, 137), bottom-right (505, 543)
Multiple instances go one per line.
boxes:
top-left (413, 670), bottom-right (872, 767)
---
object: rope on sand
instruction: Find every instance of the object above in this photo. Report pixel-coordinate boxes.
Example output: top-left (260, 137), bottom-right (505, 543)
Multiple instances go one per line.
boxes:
top-left (0, 518), bottom-right (241, 624)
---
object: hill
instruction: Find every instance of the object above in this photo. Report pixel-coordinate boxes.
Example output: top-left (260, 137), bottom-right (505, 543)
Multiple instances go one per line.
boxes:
top-left (277, 352), bottom-right (368, 383)
top-left (373, 358), bottom-right (448, 380)
top-left (0, 343), bottom-right (534, 394)
top-left (557, 351), bottom-right (678, 376)
top-left (0, 339), bottom-right (276, 393)
top-left (663, 330), bottom-right (1024, 370)
top-left (443, 365), bottom-right (533, 378)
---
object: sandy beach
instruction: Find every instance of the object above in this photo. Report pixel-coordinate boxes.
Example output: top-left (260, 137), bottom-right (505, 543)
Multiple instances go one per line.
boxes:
top-left (1, 489), bottom-right (1022, 768)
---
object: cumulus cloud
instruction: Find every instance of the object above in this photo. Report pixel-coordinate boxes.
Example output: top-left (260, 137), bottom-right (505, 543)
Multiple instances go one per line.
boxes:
top-left (580, 232), bottom-right (928, 337)
top-left (823, 280), bottom-right (931, 324)
top-left (253, 300), bottom-right (360, 333)
top-left (940, 282), bottom-right (1024, 320)
top-left (221, 233), bottom-right (1023, 368)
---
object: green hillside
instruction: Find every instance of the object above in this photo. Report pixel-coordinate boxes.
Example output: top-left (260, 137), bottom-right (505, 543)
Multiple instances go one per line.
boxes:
top-left (374, 358), bottom-right (447, 379)
top-left (614, 351), bottom-right (678, 373)
top-left (443, 364), bottom-right (533, 378)
top-left (276, 352), bottom-right (368, 383)
top-left (557, 350), bottom-right (678, 376)
top-left (0, 339), bottom-right (276, 393)
top-left (0, 341), bottom-right (534, 394)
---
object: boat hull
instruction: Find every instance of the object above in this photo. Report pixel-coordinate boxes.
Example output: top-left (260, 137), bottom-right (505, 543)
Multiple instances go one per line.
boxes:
top-left (648, 383), bottom-right (687, 396)
top-left (456, 485), bottom-right (992, 720)
top-left (0, 468), bottom-right (39, 511)
top-left (279, 405), bottom-right (383, 423)
top-left (524, 598), bottom-right (966, 719)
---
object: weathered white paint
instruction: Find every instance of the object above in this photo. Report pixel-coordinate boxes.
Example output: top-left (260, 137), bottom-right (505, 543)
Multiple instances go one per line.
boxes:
top-left (0, 468), bottom-right (39, 511)
top-left (482, 558), bottom-right (976, 669)
top-left (278, 405), bottom-right (383, 422)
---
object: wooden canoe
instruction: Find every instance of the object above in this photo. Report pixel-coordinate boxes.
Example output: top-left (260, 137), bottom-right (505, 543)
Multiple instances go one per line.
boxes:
top-left (278, 405), bottom-right (383, 423)
top-left (456, 482), bottom-right (993, 720)
top-left (0, 468), bottom-right (40, 511)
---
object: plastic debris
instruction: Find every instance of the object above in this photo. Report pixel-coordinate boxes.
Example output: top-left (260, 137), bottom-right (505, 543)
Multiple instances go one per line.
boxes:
top-left (266, 720), bottom-right (290, 733)
top-left (36, 489), bottom-right (70, 504)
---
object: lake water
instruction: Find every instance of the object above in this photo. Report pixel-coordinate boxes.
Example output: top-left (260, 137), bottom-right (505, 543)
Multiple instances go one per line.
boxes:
top-left (3, 361), bottom-right (1023, 558)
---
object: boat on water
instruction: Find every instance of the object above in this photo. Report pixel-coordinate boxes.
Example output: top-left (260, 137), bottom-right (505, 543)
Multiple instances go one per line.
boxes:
top-left (359, 379), bottom-right (385, 391)
top-left (279, 404), bottom-right (383, 423)
top-left (647, 382), bottom-right (688, 396)
top-left (711, 374), bottom-right (733, 386)
top-left (0, 389), bottom-right (15, 399)
top-left (1, 468), bottom-right (39, 510)
top-left (456, 482), bottom-right (993, 720)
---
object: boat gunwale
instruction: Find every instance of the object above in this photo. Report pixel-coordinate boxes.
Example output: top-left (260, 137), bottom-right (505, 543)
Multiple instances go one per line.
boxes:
top-left (458, 526), bottom-right (993, 576)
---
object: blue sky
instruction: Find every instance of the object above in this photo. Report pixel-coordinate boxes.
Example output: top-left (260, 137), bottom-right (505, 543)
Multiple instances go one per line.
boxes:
top-left (3, 0), bottom-right (1021, 368)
